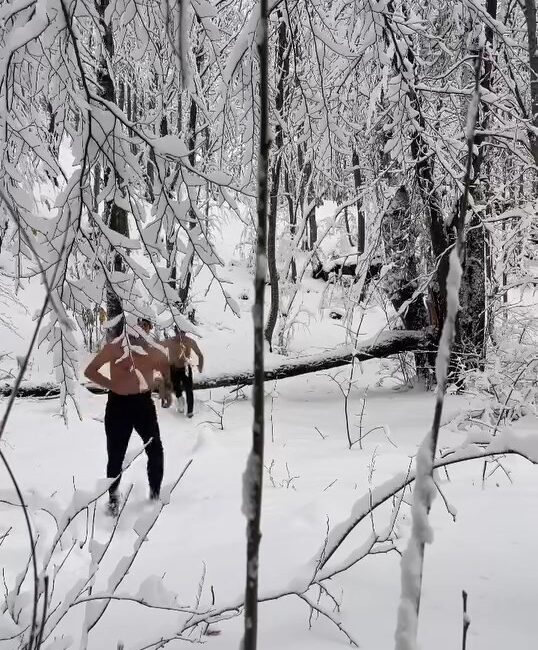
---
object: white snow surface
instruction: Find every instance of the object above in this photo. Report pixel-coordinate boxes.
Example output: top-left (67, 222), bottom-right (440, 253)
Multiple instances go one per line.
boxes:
top-left (1, 216), bottom-right (538, 650)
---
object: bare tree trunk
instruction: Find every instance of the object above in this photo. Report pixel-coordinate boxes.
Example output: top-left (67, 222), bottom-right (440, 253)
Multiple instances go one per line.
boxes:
top-left (264, 11), bottom-right (290, 348)
top-left (146, 73), bottom-right (158, 204)
top-left (131, 83), bottom-right (138, 155)
top-left (308, 206), bottom-right (317, 249)
top-left (306, 160), bottom-right (317, 250)
top-left (159, 113), bottom-right (178, 291)
top-left (45, 101), bottom-right (59, 187)
top-left (297, 140), bottom-right (316, 251)
top-left (265, 156), bottom-right (281, 347)
top-left (178, 38), bottom-right (204, 310)
top-left (352, 148), bottom-right (365, 254)
top-left (0, 218), bottom-right (7, 254)
top-left (178, 93), bottom-right (198, 309)
top-left (524, 0), bottom-right (538, 167)
top-left (382, 6), bottom-right (449, 328)
top-left (406, 72), bottom-right (449, 330)
top-left (242, 0), bottom-right (269, 648)
top-left (284, 165), bottom-right (297, 282)
top-left (117, 78), bottom-right (125, 111)
top-left (457, 0), bottom-right (497, 371)
top-left (126, 79), bottom-right (132, 121)
top-left (92, 162), bottom-right (101, 213)
top-left (95, 0), bottom-right (129, 338)
top-left (381, 186), bottom-right (431, 380)
top-left (343, 205), bottom-right (354, 248)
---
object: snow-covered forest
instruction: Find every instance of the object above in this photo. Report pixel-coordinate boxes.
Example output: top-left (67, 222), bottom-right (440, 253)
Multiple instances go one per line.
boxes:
top-left (1, 0), bottom-right (537, 648)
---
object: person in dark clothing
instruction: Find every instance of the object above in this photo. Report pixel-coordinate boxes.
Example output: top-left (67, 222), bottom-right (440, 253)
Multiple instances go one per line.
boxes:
top-left (84, 320), bottom-right (172, 516)
top-left (170, 365), bottom-right (194, 416)
top-left (163, 329), bottom-right (204, 418)
top-left (104, 391), bottom-right (163, 500)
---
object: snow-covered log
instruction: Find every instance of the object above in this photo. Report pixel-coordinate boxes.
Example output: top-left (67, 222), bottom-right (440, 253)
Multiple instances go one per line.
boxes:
top-left (194, 329), bottom-right (434, 391)
top-left (0, 381), bottom-right (60, 398)
top-left (0, 330), bottom-right (434, 398)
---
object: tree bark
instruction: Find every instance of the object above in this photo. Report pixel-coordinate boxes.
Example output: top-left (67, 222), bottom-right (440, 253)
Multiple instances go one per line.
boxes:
top-left (92, 162), bottom-right (101, 213)
top-left (524, 0), bottom-right (538, 167)
top-left (118, 79), bottom-right (125, 111)
top-left (95, 0), bottom-right (129, 339)
top-left (264, 156), bottom-right (281, 348)
top-left (352, 148), bottom-right (365, 254)
top-left (382, 7), bottom-right (450, 328)
top-left (457, 2), bottom-right (497, 371)
top-left (308, 200), bottom-right (317, 250)
top-left (284, 165), bottom-right (297, 282)
top-left (297, 140), bottom-right (316, 251)
top-left (130, 82), bottom-right (138, 155)
top-left (158, 113), bottom-right (178, 292)
top-left (381, 187), bottom-right (431, 380)
top-left (343, 205), bottom-right (354, 248)
top-left (178, 35), bottom-right (204, 309)
top-left (406, 64), bottom-right (449, 329)
top-left (264, 12), bottom-right (290, 349)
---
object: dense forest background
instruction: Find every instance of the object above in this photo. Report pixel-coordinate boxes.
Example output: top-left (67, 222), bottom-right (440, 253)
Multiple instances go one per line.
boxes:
top-left (1, 1), bottom-right (537, 649)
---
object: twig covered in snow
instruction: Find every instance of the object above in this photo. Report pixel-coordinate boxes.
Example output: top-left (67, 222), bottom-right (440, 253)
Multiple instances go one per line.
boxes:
top-left (325, 361), bottom-right (358, 449)
top-left (0, 190), bottom-right (74, 435)
top-left (299, 593), bottom-right (359, 646)
top-left (2, 449), bottom-right (190, 650)
top-left (462, 590), bottom-right (471, 650)
top-left (0, 449), bottom-right (41, 650)
top-left (0, 181), bottom-right (76, 650)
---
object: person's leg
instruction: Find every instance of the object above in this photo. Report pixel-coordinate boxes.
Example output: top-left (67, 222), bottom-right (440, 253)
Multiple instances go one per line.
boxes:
top-left (104, 395), bottom-right (133, 502)
top-left (185, 366), bottom-right (194, 417)
top-left (133, 393), bottom-right (164, 499)
top-left (170, 366), bottom-right (183, 399)
top-left (171, 366), bottom-right (185, 412)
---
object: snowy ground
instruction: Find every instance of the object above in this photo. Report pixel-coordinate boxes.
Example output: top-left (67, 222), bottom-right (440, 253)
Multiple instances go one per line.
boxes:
top-left (1, 207), bottom-right (538, 649)
top-left (1, 368), bottom-right (538, 650)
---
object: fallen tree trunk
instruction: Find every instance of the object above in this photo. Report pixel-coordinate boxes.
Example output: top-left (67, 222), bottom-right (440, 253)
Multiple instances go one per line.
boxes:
top-left (194, 329), bottom-right (434, 391)
top-left (0, 382), bottom-right (60, 398)
top-left (0, 330), bottom-right (435, 398)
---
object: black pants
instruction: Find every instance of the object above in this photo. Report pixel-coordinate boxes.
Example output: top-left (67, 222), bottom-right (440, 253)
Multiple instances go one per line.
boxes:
top-left (104, 391), bottom-right (164, 498)
top-left (171, 366), bottom-right (193, 415)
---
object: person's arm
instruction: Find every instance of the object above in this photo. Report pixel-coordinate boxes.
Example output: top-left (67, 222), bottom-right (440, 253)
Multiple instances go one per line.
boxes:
top-left (152, 349), bottom-right (173, 408)
top-left (190, 339), bottom-right (204, 373)
top-left (162, 339), bottom-right (177, 367)
top-left (84, 344), bottom-right (115, 391)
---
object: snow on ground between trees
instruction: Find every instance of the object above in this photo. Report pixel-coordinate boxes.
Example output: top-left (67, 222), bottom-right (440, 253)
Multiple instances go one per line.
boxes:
top-left (1, 364), bottom-right (537, 649)
top-left (1, 214), bottom-right (538, 649)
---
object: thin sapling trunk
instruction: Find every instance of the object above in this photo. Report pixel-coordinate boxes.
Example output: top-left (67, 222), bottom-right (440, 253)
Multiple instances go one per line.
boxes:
top-left (242, 1), bottom-right (270, 649)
